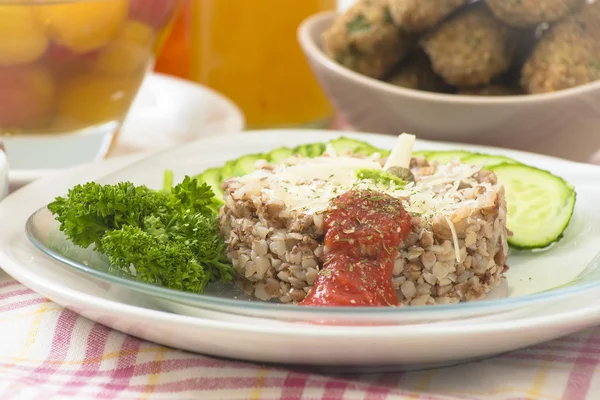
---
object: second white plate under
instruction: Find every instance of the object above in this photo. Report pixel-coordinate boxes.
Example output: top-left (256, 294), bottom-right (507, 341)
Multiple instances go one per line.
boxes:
top-left (1, 130), bottom-right (600, 368)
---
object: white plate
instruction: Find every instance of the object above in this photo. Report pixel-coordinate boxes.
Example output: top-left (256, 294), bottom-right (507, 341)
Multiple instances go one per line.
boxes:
top-left (8, 73), bottom-right (245, 189)
top-left (2, 130), bottom-right (600, 368)
top-left (24, 130), bottom-right (600, 325)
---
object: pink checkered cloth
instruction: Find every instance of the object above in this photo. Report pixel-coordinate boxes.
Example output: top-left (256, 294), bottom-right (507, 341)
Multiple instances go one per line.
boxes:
top-left (1, 272), bottom-right (600, 400)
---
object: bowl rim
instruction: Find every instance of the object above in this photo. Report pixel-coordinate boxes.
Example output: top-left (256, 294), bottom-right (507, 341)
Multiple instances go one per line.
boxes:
top-left (0, 145), bottom-right (8, 173)
top-left (297, 11), bottom-right (600, 106)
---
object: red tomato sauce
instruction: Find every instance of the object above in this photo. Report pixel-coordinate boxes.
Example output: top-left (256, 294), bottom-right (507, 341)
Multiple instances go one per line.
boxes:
top-left (301, 190), bottom-right (412, 307)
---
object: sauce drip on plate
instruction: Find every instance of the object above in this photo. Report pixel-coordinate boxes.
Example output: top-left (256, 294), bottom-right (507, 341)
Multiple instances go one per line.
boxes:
top-left (301, 190), bottom-right (412, 307)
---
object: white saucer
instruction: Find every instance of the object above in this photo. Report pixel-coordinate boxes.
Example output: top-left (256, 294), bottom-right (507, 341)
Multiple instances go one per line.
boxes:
top-left (2, 130), bottom-right (600, 369)
top-left (8, 73), bottom-right (245, 190)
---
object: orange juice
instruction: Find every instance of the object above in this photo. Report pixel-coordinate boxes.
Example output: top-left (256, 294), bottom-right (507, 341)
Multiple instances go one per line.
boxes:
top-left (154, 0), bottom-right (191, 79)
top-left (189, 0), bottom-right (335, 128)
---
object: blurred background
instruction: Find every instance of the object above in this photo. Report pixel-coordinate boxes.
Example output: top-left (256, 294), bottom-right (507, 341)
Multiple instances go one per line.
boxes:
top-left (3, 0), bottom-right (599, 173)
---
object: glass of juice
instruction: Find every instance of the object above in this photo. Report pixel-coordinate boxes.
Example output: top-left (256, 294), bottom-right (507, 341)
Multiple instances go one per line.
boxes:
top-left (0, 0), bottom-right (180, 170)
top-left (187, 0), bottom-right (335, 129)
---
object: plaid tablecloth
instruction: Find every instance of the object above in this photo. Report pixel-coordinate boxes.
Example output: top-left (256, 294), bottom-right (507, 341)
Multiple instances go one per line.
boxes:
top-left (2, 272), bottom-right (600, 400)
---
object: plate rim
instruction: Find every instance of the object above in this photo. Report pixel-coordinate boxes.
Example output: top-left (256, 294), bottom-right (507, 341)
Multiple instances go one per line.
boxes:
top-left (5, 239), bottom-right (600, 337)
top-left (4, 213), bottom-right (600, 337)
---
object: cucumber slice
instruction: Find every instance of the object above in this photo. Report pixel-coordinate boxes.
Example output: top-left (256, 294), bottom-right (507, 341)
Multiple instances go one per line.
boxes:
top-left (355, 144), bottom-right (380, 155)
top-left (378, 149), bottom-right (392, 157)
top-left (373, 147), bottom-right (428, 159)
top-left (233, 153), bottom-right (266, 176)
top-left (220, 160), bottom-right (237, 180)
top-left (328, 137), bottom-right (378, 155)
top-left (292, 142), bottom-right (326, 158)
top-left (196, 167), bottom-right (221, 190)
top-left (490, 164), bottom-right (576, 249)
top-left (307, 142), bottom-right (327, 157)
top-left (220, 153), bottom-right (266, 180)
top-left (293, 143), bottom-right (313, 157)
top-left (195, 167), bottom-right (225, 205)
top-left (424, 150), bottom-right (473, 164)
top-left (268, 146), bottom-right (294, 163)
top-left (412, 150), bottom-right (431, 158)
top-left (463, 153), bottom-right (520, 168)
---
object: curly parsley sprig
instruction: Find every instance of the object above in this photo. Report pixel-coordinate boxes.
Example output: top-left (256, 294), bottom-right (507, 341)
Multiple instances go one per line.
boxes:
top-left (48, 174), bottom-right (233, 293)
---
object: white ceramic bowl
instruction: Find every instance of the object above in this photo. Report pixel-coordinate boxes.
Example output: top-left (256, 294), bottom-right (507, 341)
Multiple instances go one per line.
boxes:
top-left (298, 11), bottom-right (600, 163)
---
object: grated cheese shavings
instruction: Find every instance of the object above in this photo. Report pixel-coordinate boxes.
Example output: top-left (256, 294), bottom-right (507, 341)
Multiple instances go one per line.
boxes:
top-left (444, 215), bottom-right (462, 263)
top-left (384, 133), bottom-right (416, 170)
